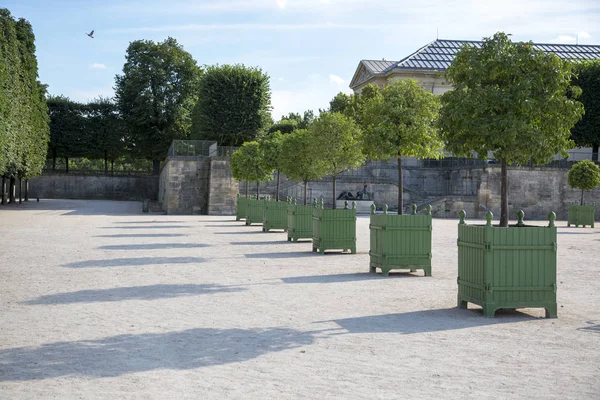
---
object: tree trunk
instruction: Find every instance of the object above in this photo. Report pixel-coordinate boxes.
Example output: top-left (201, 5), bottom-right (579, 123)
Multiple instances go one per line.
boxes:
top-left (303, 180), bottom-right (308, 205)
top-left (581, 189), bottom-right (584, 206)
top-left (332, 175), bottom-right (337, 209)
top-left (18, 179), bottom-right (22, 204)
top-left (111, 160), bottom-right (114, 175)
top-left (1, 176), bottom-right (5, 205)
top-left (104, 150), bottom-right (108, 176)
top-left (500, 158), bottom-right (509, 227)
top-left (9, 177), bottom-right (15, 203)
top-left (245, 181), bottom-right (249, 197)
top-left (397, 156), bottom-right (403, 215)
top-left (256, 181), bottom-right (259, 199)
top-left (152, 160), bottom-right (160, 175)
top-left (52, 148), bottom-right (56, 171)
top-left (65, 157), bottom-right (69, 174)
top-left (276, 170), bottom-right (280, 201)
top-left (25, 180), bottom-right (29, 201)
top-left (592, 144), bottom-right (599, 162)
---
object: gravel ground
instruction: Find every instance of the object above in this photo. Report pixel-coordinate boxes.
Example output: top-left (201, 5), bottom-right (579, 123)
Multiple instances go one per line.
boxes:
top-left (0, 199), bottom-right (599, 399)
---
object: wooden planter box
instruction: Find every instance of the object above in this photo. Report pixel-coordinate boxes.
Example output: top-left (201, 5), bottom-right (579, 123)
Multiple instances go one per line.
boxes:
top-left (236, 194), bottom-right (248, 221)
top-left (567, 204), bottom-right (595, 228)
top-left (245, 198), bottom-right (265, 226)
top-left (287, 200), bottom-right (313, 242)
top-left (312, 200), bottom-right (356, 254)
top-left (263, 199), bottom-right (288, 232)
top-left (457, 210), bottom-right (557, 318)
top-left (369, 204), bottom-right (432, 276)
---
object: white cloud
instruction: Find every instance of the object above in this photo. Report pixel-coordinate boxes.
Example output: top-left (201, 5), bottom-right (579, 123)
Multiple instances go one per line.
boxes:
top-left (90, 63), bottom-right (107, 70)
top-left (276, 0), bottom-right (286, 8)
top-left (329, 74), bottom-right (344, 85)
top-left (68, 86), bottom-right (115, 103)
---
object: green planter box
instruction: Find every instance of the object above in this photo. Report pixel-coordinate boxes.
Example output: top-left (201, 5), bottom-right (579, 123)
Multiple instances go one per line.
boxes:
top-left (245, 198), bottom-right (266, 226)
top-left (287, 200), bottom-right (313, 242)
top-left (457, 210), bottom-right (557, 318)
top-left (567, 204), bottom-right (595, 228)
top-left (312, 200), bottom-right (356, 254)
top-left (236, 194), bottom-right (248, 221)
top-left (263, 199), bottom-right (288, 232)
top-left (369, 204), bottom-right (432, 276)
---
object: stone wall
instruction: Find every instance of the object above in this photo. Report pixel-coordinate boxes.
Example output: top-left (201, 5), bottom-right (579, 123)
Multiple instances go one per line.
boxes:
top-left (207, 157), bottom-right (238, 215)
top-left (26, 174), bottom-right (158, 201)
top-left (159, 157), bottom-right (210, 215)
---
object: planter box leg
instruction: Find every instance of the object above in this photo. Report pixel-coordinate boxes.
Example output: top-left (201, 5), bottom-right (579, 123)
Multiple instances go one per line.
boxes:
top-left (369, 265), bottom-right (376, 273)
top-left (319, 249), bottom-right (325, 255)
top-left (423, 267), bottom-right (431, 277)
top-left (545, 305), bottom-right (558, 318)
top-left (483, 303), bottom-right (497, 318)
top-left (350, 247), bottom-right (356, 254)
top-left (458, 297), bottom-right (468, 309)
top-left (381, 268), bottom-right (390, 277)
top-left (312, 246), bottom-right (317, 252)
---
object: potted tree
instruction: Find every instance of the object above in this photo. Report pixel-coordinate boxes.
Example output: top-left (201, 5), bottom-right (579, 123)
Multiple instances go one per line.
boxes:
top-left (439, 32), bottom-right (584, 317)
top-left (258, 132), bottom-right (288, 232)
top-left (279, 129), bottom-right (324, 241)
top-left (309, 113), bottom-right (363, 254)
top-left (361, 79), bottom-right (442, 276)
top-left (567, 160), bottom-right (600, 228)
top-left (230, 141), bottom-right (274, 225)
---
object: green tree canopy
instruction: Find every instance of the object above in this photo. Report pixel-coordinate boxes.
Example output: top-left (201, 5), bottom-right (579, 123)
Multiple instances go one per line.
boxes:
top-left (310, 112), bottom-right (364, 208)
top-left (259, 131), bottom-right (284, 201)
top-left (47, 96), bottom-right (88, 171)
top-left (362, 79), bottom-right (442, 213)
top-left (279, 129), bottom-right (324, 204)
top-left (571, 60), bottom-right (600, 161)
top-left (230, 141), bottom-right (274, 197)
top-left (439, 32), bottom-right (584, 226)
top-left (568, 159), bottom-right (600, 205)
top-left (191, 64), bottom-right (271, 146)
top-left (84, 97), bottom-right (127, 173)
top-left (115, 37), bottom-right (201, 174)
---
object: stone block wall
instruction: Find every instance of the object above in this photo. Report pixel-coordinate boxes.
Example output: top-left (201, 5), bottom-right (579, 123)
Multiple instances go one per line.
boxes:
top-left (159, 157), bottom-right (209, 215)
top-left (208, 157), bottom-right (238, 215)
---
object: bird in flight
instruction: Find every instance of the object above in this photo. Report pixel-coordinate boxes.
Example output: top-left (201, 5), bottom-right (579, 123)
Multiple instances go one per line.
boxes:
top-left (86, 30), bottom-right (94, 38)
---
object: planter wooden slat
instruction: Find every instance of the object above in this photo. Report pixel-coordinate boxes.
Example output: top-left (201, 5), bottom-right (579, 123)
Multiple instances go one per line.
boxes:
top-left (369, 204), bottom-right (432, 276)
top-left (457, 210), bottom-right (557, 318)
top-left (287, 200), bottom-right (313, 242)
top-left (245, 198), bottom-right (265, 226)
top-left (263, 199), bottom-right (288, 232)
top-left (567, 204), bottom-right (595, 228)
top-left (312, 200), bottom-right (356, 254)
top-left (236, 194), bottom-right (247, 221)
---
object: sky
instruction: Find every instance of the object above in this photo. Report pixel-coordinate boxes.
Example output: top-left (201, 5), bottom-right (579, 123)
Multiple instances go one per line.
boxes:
top-left (4, 0), bottom-right (600, 120)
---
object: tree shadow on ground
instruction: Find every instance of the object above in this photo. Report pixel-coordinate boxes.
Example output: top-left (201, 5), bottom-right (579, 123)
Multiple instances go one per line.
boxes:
top-left (63, 257), bottom-right (205, 268)
top-left (280, 272), bottom-right (419, 284)
top-left (22, 284), bottom-right (244, 305)
top-left (1, 199), bottom-right (144, 216)
top-left (115, 221), bottom-right (187, 224)
top-left (557, 231), bottom-right (598, 235)
top-left (95, 233), bottom-right (188, 238)
top-left (101, 225), bottom-right (187, 229)
top-left (0, 327), bottom-right (314, 381)
top-left (230, 241), bottom-right (293, 246)
top-left (214, 231), bottom-right (266, 235)
top-left (204, 224), bottom-right (244, 227)
top-left (245, 250), bottom-right (354, 259)
top-left (319, 307), bottom-right (539, 335)
top-left (577, 321), bottom-right (600, 334)
top-left (97, 243), bottom-right (210, 250)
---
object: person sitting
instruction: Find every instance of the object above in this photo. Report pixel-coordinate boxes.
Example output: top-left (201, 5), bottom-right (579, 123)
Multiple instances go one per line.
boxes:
top-left (358, 185), bottom-right (370, 200)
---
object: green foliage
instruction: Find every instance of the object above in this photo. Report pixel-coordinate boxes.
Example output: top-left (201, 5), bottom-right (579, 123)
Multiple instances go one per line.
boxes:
top-left (230, 141), bottom-right (274, 183)
top-left (267, 110), bottom-right (314, 134)
top-left (191, 64), bottom-right (272, 146)
top-left (47, 96), bottom-right (88, 161)
top-left (259, 131), bottom-right (284, 172)
top-left (571, 60), bottom-right (600, 158)
top-left (279, 129), bottom-right (323, 183)
top-left (310, 112), bottom-right (364, 178)
top-left (0, 9), bottom-right (49, 179)
top-left (329, 92), bottom-right (352, 114)
top-left (84, 97), bottom-right (126, 162)
top-left (362, 79), bottom-right (443, 160)
top-left (439, 32), bottom-right (583, 165)
top-left (568, 160), bottom-right (600, 191)
top-left (115, 37), bottom-right (201, 166)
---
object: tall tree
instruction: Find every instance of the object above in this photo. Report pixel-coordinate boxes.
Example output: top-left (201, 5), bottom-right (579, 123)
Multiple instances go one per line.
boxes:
top-left (230, 141), bottom-right (274, 198)
top-left (571, 60), bottom-right (600, 162)
top-left (310, 112), bottom-right (364, 208)
top-left (47, 96), bottom-right (87, 172)
top-left (115, 37), bottom-right (201, 174)
top-left (85, 97), bottom-right (126, 175)
top-left (259, 131), bottom-right (284, 201)
top-left (362, 79), bottom-right (443, 214)
top-left (191, 64), bottom-right (271, 146)
top-left (279, 129), bottom-right (324, 205)
top-left (439, 32), bottom-right (584, 226)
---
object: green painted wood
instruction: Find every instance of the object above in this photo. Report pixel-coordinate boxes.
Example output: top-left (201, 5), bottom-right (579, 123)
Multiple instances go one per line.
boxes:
top-left (567, 204), bottom-right (595, 228)
top-left (236, 194), bottom-right (247, 221)
top-left (287, 200), bottom-right (313, 242)
top-left (312, 200), bottom-right (356, 254)
top-left (245, 198), bottom-right (266, 226)
top-left (263, 199), bottom-right (288, 232)
top-left (369, 204), bottom-right (432, 276)
top-left (457, 210), bottom-right (558, 318)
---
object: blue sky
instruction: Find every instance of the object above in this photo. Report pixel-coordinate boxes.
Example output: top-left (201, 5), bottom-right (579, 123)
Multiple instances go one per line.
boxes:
top-left (4, 0), bottom-right (599, 119)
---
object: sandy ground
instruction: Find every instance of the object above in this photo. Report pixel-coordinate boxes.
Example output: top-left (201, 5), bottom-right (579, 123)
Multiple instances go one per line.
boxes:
top-left (0, 199), bottom-right (599, 400)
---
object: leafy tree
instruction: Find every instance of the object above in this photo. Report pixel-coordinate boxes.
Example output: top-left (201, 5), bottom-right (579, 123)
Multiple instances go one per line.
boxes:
top-left (230, 141), bottom-right (274, 198)
top-left (259, 131), bottom-right (284, 201)
top-left (84, 97), bottom-right (126, 175)
top-left (439, 32), bottom-right (584, 226)
top-left (571, 60), bottom-right (600, 162)
top-left (115, 37), bottom-right (201, 174)
top-left (362, 79), bottom-right (443, 213)
top-left (47, 96), bottom-right (87, 172)
top-left (191, 64), bottom-right (271, 146)
top-left (568, 160), bottom-right (600, 205)
top-left (267, 110), bottom-right (315, 134)
top-left (310, 112), bottom-right (364, 208)
top-left (329, 92), bottom-right (352, 114)
top-left (279, 129), bottom-right (324, 204)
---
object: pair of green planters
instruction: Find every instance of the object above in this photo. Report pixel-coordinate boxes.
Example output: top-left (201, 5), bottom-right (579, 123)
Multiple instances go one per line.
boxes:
top-left (567, 204), bottom-right (595, 228)
top-left (237, 195), bottom-right (289, 232)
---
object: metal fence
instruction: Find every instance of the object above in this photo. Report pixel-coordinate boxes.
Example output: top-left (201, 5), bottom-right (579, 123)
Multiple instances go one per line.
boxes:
top-left (167, 140), bottom-right (238, 157)
top-left (43, 158), bottom-right (154, 176)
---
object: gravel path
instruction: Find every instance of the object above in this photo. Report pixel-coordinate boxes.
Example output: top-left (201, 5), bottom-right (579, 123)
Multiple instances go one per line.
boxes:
top-left (1, 199), bottom-right (599, 399)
